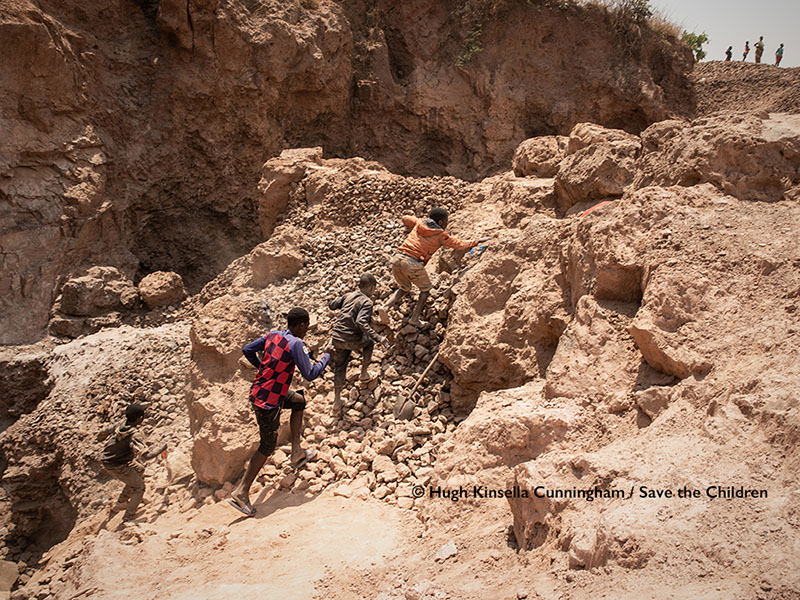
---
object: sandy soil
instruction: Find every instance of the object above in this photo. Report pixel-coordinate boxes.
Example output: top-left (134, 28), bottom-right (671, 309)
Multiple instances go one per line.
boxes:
top-left (56, 490), bottom-right (415, 600)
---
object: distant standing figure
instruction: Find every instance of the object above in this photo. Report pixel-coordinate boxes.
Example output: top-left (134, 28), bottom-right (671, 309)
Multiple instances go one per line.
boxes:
top-left (725, 46), bottom-right (733, 61)
top-left (743, 41), bottom-right (750, 61)
top-left (776, 43), bottom-right (784, 66)
top-left (755, 36), bottom-right (765, 63)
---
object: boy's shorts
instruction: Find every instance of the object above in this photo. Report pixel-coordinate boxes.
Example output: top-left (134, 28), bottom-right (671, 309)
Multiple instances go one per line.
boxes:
top-left (391, 253), bottom-right (432, 293)
top-left (253, 390), bottom-right (305, 456)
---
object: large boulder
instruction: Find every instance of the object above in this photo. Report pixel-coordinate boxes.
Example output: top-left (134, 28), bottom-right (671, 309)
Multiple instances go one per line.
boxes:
top-left (257, 147), bottom-right (323, 238)
top-left (634, 113), bottom-right (800, 202)
top-left (544, 296), bottom-right (643, 401)
top-left (58, 266), bottom-right (138, 317)
top-left (554, 123), bottom-right (641, 214)
top-left (512, 135), bottom-right (568, 178)
top-left (439, 218), bottom-right (569, 412)
top-left (189, 293), bottom-right (269, 382)
top-left (249, 225), bottom-right (304, 287)
top-left (138, 271), bottom-right (186, 309)
top-left (188, 383), bottom-right (259, 486)
top-left (418, 382), bottom-right (582, 528)
top-left (628, 265), bottom-right (715, 380)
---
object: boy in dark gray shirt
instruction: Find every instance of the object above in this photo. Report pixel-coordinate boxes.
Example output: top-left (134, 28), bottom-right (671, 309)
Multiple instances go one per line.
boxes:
top-left (328, 273), bottom-right (387, 416)
top-left (98, 403), bottom-right (166, 521)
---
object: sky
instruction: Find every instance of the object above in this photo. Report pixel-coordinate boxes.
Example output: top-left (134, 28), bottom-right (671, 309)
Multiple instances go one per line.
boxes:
top-left (649, 0), bottom-right (799, 67)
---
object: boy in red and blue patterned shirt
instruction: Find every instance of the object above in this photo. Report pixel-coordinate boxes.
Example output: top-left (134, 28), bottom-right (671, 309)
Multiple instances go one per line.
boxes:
top-left (229, 307), bottom-right (330, 516)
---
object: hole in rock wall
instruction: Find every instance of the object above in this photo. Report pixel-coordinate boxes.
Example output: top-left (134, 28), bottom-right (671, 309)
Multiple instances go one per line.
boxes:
top-left (127, 202), bottom-right (261, 293)
top-left (606, 106), bottom-right (649, 135)
top-left (633, 361), bottom-right (678, 391)
top-left (522, 109), bottom-right (558, 138)
top-left (594, 265), bottom-right (643, 305)
top-left (412, 129), bottom-right (470, 177)
top-left (384, 27), bottom-right (415, 84)
top-left (4, 462), bottom-right (77, 562)
top-left (134, 0), bottom-right (159, 22)
top-left (636, 406), bottom-right (652, 429)
top-left (0, 356), bottom-right (52, 435)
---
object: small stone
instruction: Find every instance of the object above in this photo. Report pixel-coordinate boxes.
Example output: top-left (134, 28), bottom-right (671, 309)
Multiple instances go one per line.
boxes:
top-left (434, 540), bottom-right (458, 562)
top-left (278, 473), bottom-right (297, 489)
top-left (272, 449), bottom-right (288, 466)
top-left (397, 497), bottom-right (414, 509)
top-left (333, 485), bottom-right (352, 498)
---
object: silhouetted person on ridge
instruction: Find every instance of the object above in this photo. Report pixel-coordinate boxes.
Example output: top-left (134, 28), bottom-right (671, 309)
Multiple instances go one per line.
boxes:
top-left (743, 41), bottom-right (750, 61)
top-left (725, 46), bottom-right (732, 61)
top-left (775, 43), bottom-right (784, 67)
top-left (755, 36), bottom-right (765, 63)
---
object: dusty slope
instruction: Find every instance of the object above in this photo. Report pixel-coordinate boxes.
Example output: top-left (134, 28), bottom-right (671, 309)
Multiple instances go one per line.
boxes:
top-left (4, 11), bottom-right (800, 599)
top-left (692, 61), bottom-right (800, 116)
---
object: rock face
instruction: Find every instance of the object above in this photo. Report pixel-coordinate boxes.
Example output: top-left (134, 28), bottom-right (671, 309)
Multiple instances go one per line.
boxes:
top-left (0, 324), bottom-right (191, 561)
top-left (0, 347), bottom-right (52, 432)
top-left (4, 98), bottom-right (800, 598)
top-left (0, 0), bottom-right (692, 345)
top-left (554, 123), bottom-right (642, 214)
top-left (634, 113), bottom-right (800, 202)
top-left (512, 136), bottom-right (568, 178)
top-left (138, 272), bottom-right (186, 309)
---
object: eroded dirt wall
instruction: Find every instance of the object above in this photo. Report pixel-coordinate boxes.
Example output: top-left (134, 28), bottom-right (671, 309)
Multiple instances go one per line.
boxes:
top-left (0, 0), bottom-right (693, 345)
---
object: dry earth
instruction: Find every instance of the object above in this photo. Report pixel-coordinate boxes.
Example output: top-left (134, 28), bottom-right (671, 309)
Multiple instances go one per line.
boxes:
top-left (2, 3), bottom-right (800, 599)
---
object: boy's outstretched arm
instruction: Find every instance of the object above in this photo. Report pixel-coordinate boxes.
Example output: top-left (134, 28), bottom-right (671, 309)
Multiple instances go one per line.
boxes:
top-left (290, 340), bottom-right (331, 381)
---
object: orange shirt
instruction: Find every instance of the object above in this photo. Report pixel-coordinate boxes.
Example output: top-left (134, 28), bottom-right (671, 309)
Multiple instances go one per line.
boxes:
top-left (396, 216), bottom-right (476, 265)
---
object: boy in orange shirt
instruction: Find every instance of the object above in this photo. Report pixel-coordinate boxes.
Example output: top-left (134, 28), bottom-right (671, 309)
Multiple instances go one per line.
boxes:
top-left (384, 207), bottom-right (486, 327)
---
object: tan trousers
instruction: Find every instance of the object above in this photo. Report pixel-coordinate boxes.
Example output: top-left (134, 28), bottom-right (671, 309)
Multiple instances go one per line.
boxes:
top-left (104, 461), bottom-right (145, 519)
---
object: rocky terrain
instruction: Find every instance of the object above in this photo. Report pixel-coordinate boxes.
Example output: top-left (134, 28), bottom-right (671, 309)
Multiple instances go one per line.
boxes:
top-left (0, 0), bottom-right (693, 347)
top-left (2, 1), bottom-right (800, 599)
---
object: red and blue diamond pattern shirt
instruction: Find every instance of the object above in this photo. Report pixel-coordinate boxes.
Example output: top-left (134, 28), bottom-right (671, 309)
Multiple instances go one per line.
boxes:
top-left (244, 329), bottom-right (330, 409)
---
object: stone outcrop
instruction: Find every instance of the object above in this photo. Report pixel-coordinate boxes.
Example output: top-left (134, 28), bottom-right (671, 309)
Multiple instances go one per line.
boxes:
top-left (554, 123), bottom-right (642, 214)
top-left (512, 136), bottom-right (568, 178)
top-left (634, 113), bottom-right (800, 202)
top-left (0, 346), bottom-right (52, 432)
top-left (57, 267), bottom-right (138, 317)
top-left (249, 227), bottom-right (305, 288)
top-left (189, 293), bottom-right (268, 382)
top-left (0, 324), bottom-right (191, 561)
top-left (544, 296), bottom-right (642, 401)
top-left (48, 267), bottom-right (140, 339)
top-left (438, 219), bottom-right (569, 412)
top-left (138, 271), bottom-right (186, 309)
top-left (258, 148), bottom-right (324, 239)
